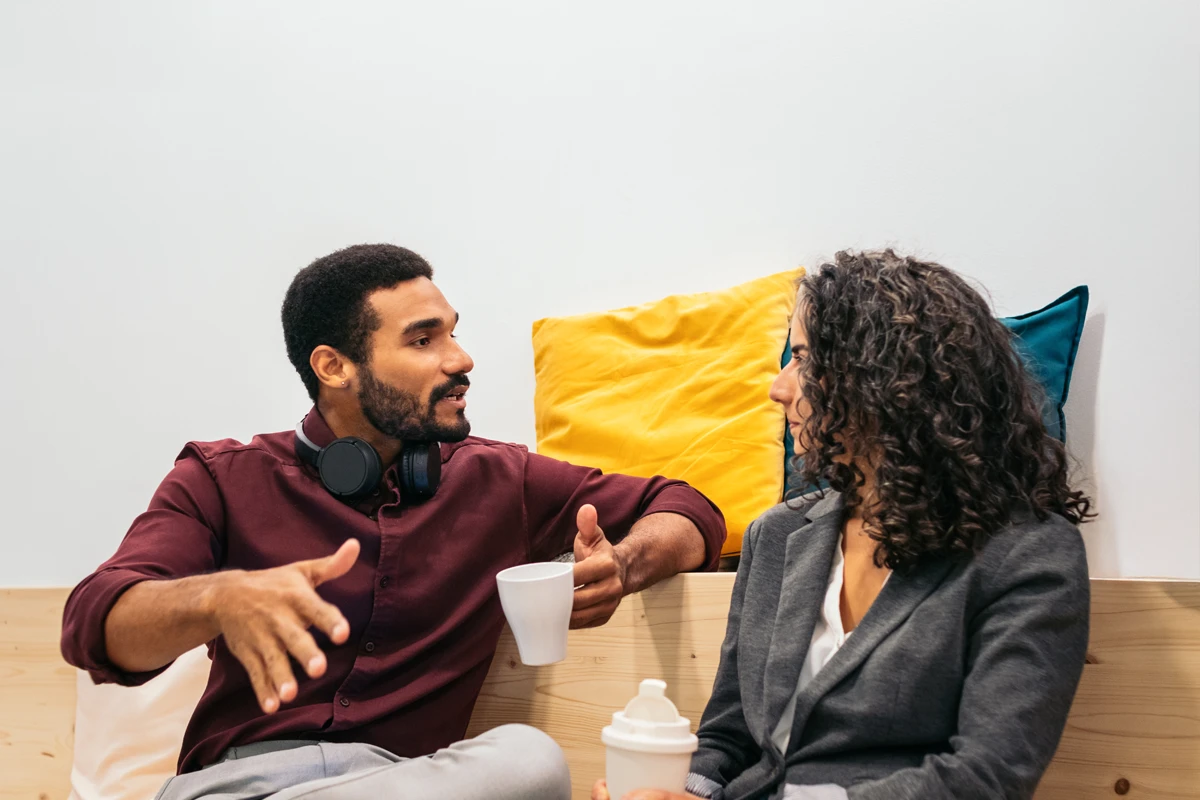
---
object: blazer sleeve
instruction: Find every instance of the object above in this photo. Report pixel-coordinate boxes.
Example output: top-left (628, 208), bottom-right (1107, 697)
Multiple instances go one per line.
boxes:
top-left (848, 521), bottom-right (1091, 800)
top-left (689, 519), bottom-right (765, 792)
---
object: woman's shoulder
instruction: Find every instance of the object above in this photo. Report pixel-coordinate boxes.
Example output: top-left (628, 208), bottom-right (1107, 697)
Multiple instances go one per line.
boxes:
top-left (746, 490), bottom-right (837, 545)
top-left (972, 509), bottom-right (1090, 587)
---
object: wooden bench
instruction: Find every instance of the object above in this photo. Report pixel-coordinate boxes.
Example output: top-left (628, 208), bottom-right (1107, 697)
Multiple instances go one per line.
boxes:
top-left (3, 577), bottom-right (1199, 799)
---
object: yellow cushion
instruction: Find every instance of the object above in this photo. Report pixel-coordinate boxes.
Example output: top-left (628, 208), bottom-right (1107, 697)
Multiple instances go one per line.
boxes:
top-left (533, 270), bottom-right (802, 557)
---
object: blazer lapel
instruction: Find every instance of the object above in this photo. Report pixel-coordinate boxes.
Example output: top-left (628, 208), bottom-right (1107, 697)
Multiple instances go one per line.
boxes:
top-left (785, 552), bottom-right (959, 741)
top-left (761, 492), bottom-right (843, 740)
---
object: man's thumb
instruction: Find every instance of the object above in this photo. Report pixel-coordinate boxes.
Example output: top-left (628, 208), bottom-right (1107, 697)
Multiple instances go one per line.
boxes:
top-left (310, 539), bottom-right (361, 586)
top-left (576, 504), bottom-right (602, 545)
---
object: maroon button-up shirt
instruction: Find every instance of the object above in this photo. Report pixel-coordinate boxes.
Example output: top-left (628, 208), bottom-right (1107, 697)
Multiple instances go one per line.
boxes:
top-left (61, 410), bottom-right (725, 774)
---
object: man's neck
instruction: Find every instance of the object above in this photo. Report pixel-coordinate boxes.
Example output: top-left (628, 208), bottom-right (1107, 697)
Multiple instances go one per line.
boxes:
top-left (317, 401), bottom-right (403, 467)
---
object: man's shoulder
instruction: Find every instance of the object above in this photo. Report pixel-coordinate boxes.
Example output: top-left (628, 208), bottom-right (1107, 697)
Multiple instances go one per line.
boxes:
top-left (178, 428), bottom-right (298, 467)
top-left (442, 436), bottom-right (530, 462)
top-left (181, 430), bottom-right (532, 467)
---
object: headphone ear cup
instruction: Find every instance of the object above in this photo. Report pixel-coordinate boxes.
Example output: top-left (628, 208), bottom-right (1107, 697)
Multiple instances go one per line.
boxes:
top-left (317, 438), bottom-right (383, 500)
top-left (400, 443), bottom-right (442, 499)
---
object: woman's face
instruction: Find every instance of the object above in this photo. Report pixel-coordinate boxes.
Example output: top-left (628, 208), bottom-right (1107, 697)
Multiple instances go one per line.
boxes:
top-left (770, 307), bottom-right (812, 439)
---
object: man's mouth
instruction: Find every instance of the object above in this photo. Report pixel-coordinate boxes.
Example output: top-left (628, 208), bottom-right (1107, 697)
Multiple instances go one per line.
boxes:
top-left (440, 389), bottom-right (468, 408)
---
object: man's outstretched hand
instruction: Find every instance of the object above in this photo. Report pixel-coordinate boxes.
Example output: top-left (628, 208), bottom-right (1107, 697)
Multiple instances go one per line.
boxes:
top-left (208, 539), bottom-right (359, 713)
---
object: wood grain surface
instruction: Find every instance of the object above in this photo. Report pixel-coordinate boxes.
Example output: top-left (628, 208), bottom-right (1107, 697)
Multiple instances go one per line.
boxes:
top-left (4, 577), bottom-right (1198, 799)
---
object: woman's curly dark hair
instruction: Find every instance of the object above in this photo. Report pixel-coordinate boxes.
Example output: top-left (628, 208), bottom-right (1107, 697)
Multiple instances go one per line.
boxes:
top-left (788, 250), bottom-right (1093, 571)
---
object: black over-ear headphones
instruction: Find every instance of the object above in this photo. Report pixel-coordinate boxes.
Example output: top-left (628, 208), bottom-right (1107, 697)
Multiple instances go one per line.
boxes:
top-left (294, 421), bottom-right (441, 503)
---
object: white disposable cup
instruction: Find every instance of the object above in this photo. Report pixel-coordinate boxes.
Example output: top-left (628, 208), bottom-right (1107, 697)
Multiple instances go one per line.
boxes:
top-left (603, 679), bottom-right (699, 800)
top-left (605, 748), bottom-right (693, 800)
top-left (495, 562), bottom-right (574, 666)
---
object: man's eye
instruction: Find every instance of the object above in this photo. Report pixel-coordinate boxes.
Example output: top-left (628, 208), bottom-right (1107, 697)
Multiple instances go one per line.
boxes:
top-left (415, 337), bottom-right (431, 347)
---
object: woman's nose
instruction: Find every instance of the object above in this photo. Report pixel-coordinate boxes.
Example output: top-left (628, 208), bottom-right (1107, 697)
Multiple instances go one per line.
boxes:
top-left (769, 366), bottom-right (794, 406)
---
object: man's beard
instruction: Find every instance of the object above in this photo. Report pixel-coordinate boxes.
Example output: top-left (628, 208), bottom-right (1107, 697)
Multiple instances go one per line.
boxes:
top-left (358, 366), bottom-right (471, 443)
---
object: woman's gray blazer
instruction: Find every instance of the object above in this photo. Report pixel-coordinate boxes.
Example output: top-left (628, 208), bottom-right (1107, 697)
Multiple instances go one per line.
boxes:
top-left (689, 491), bottom-right (1090, 800)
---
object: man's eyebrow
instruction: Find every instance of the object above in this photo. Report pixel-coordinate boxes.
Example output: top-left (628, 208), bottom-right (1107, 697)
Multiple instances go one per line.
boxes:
top-left (402, 312), bottom-right (459, 336)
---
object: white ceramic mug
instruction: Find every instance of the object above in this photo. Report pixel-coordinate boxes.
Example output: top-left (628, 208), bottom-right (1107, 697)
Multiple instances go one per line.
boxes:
top-left (495, 562), bottom-right (574, 666)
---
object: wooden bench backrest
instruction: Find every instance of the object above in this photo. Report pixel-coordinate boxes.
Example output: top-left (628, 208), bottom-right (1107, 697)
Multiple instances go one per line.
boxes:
top-left (3, 577), bottom-right (1199, 799)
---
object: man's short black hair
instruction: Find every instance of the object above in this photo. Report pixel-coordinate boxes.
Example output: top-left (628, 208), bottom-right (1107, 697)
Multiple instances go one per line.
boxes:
top-left (282, 244), bottom-right (434, 402)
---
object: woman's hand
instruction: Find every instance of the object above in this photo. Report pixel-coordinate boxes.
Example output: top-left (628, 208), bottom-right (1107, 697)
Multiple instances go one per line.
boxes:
top-left (591, 779), bottom-right (704, 800)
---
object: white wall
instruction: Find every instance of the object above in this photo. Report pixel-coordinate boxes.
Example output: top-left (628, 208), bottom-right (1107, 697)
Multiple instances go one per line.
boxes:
top-left (2, 0), bottom-right (1197, 585)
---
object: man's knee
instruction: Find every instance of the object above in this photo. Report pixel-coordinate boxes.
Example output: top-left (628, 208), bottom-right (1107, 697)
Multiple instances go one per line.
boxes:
top-left (485, 724), bottom-right (571, 799)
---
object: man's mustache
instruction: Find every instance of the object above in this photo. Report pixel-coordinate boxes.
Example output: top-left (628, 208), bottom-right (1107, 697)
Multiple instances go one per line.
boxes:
top-left (429, 374), bottom-right (471, 404)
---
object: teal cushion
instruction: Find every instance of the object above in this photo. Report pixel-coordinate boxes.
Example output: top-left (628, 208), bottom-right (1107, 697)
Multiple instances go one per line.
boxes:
top-left (782, 286), bottom-right (1088, 489)
top-left (999, 286), bottom-right (1089, 441)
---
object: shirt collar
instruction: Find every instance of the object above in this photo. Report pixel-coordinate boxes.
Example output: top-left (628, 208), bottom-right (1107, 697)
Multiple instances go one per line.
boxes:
top-left (301, 406), bottom-right (338, 449)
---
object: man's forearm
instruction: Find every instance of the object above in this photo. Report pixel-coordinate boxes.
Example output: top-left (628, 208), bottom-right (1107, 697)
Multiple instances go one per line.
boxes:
top-left (104, 573), bottom-right (226, 673)
top-left (614, 511), bottom-right (708, 594)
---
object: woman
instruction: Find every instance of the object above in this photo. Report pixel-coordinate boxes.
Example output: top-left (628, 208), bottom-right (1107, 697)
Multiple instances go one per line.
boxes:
top-left (595, 250), bottom-right (1093, 800)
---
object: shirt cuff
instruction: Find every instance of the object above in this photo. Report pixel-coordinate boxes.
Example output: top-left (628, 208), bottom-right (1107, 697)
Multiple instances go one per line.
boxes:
top-left (642, 484), bottom-right (727, 571)
top-left (60, 568), bottom-right (169, 686)
top-left (685, 772), bottom-right (725, 799)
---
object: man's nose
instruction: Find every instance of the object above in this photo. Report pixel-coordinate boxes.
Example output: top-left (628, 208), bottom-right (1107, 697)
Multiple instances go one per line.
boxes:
top-left (448, 340), bottom-right (474, 375)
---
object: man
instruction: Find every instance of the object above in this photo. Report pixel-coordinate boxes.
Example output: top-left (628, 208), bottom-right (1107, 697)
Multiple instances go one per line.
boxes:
top-left (61, 244), bottom-right (726, 800)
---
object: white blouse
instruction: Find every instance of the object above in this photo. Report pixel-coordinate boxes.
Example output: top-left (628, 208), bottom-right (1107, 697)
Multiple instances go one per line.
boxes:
top-left (770, 535), bottom-right (889, 754)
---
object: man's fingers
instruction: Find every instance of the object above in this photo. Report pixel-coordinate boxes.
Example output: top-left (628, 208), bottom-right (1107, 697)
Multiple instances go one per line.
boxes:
top-left (276, 617), bottom-right (328, 679)
top-left (234, 647), bottom-right (279, 714)
top-left (591, 779), bottom-right (611, 800)
top-left (570, 598), bottom-right (620, 629)
top-left (572, 580), bottom-right (620, 611)
top-left (293, 590), bottom-right (351, 646)
top-left (573, 554), bottom-right (616, 587)
top-left (260, 639), bottom-right (298, 704)
top-left (570, 608), bottom-right (602, 629)
top-left (307, 539), bottom-right (361, 586)
top-left (572, 608), bottom-right (618, 629)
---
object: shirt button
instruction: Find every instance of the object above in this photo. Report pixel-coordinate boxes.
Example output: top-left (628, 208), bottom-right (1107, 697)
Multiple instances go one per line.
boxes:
top-left (339, 697), bottom-right (350, 708)
top-left (380, 577), bottom-right (390, 588)
top-left (364, 641), bottom-right (376, 653)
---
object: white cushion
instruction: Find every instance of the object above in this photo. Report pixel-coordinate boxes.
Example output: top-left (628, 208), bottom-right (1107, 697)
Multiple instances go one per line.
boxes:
top-left (69, 646), bottom-right (211, 800)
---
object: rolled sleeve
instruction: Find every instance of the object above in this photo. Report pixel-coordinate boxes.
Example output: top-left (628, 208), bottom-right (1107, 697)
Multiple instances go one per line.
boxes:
top-left (61, 568), bottom-right (169, 686)
top-left (639, 482), bottom-right (726, 572)
top-left (60, 445), bottom-right (225, 686)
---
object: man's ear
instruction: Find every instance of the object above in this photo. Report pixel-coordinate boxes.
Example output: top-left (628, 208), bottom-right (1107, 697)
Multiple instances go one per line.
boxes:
top-left (311, 345), bottom-right (358, 391)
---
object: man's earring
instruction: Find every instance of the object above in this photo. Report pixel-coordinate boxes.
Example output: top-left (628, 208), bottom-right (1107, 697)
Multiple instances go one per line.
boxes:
top-left (341, 380), bottom-right (348, 387)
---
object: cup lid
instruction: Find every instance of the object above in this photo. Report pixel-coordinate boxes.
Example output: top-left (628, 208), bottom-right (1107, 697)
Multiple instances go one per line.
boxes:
top-left (601, 679), bottom-right (699, 755)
